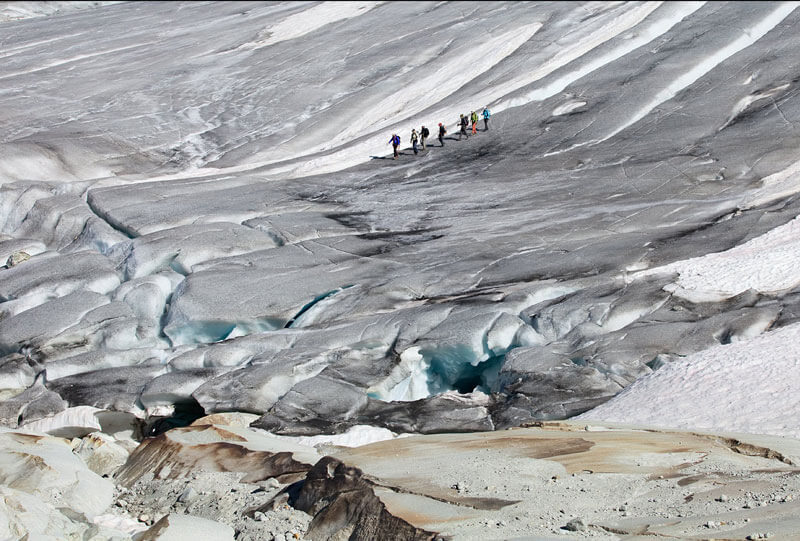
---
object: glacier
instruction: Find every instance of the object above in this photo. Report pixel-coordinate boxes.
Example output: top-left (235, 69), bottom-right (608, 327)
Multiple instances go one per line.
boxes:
top-left (3, 1), bottom-right (800, 440)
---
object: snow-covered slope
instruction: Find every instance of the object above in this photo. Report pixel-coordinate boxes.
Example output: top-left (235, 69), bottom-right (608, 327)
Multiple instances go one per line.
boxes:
top-left (2, 1), bottom-right (800, 440)
top-left (578, 321), bottom-right (800, 438)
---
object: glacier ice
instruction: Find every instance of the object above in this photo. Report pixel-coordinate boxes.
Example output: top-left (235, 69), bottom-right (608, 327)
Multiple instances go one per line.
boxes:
top-left (3, 1), bottom-right (800, 437)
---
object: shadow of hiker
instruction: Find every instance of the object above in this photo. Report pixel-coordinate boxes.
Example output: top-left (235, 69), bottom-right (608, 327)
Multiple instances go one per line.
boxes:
top-left (371, 141), bottom-right (451, 160)
top-left (370, 150), bottom-right (412, 160)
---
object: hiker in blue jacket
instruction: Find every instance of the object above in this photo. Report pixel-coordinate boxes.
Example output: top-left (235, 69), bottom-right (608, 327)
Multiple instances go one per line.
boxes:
top-left (482, 107), bottom-right (491, 131)
top-left (388, 133), bottom-right (401, 159)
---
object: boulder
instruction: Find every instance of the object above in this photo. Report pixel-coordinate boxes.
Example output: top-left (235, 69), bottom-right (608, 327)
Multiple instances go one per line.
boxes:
top-left (5, 250), bottom-right (30, 267)
top-left (73, 431), bottom-right (130, 477)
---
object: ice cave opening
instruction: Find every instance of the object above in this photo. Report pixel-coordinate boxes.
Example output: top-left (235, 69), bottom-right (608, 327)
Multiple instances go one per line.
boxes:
top-left (428, 352), bottom-right (505, 395)
top-left (144, 399), bottom-right (206, 437)
top-left (368, 345), bottom-right (511, 402)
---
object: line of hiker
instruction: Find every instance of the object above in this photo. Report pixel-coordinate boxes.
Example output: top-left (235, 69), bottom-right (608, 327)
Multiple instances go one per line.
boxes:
top-left (387, 107), bottom-right (491, 159)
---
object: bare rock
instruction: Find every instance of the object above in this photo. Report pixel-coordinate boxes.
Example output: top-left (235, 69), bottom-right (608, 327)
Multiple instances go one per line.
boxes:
top-left (73, 431), bottom-right (130, 477)
top-left (114, 423), bottom-right (318, 488)
top-left (291, 456), bottom-right (438, 541)
top-left (6, 250), bottom-right (30, 267)
top-left (564, 517), bottom-right (588, 531)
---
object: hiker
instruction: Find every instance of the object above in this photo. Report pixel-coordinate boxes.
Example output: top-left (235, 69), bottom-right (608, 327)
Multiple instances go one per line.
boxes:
top-left (470, 111), bottom-right (478, 135)
top-left (410, 128), bottom-right (419, 155)
top-left (420, 125), bottom-right (430, 150)
top-left (458, 114), bottom-right (469, 140)
top-left (438, 123), bottom-right (446, 146)
top-left (482, 107), bottom-right (491, 131)
top-left (388, 133), bottom-right (401, 159)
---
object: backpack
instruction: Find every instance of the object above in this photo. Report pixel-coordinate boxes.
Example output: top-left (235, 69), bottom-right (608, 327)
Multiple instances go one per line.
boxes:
top-left (483, 108), bottom-right (491, 119)
top-left (393, 135), bottom-right (401, 145)
top-left (421, 127), bottom-right (429, 138)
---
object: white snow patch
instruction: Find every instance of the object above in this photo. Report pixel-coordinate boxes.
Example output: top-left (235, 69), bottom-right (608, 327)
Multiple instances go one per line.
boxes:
top-left (486, 313), bottom-right (528, 356)
top-left (634, 214), bottom-right (800, 301)
top-left (578, 322), bottom-right (800, 439)
top-left (0, 143), bottom-right (114, 185)
top-left (293, 424), bottom-right (398, 448)
top-left (240, 2), bottom-right (383, 50)
top-left (719, 83), bottom-right (790, 131)
top-left (92, 513), bottom-right (148, 536)
top-left (552, 100), bottom-right (587, 116)
top-left (740, 157), bottom-right (800, 209)
top-left (19, 405), bottom-right (146, 440)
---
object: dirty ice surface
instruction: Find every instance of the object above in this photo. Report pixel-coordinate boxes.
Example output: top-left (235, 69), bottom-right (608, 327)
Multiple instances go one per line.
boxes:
top-left (3, 1), bottom-right (800, 440)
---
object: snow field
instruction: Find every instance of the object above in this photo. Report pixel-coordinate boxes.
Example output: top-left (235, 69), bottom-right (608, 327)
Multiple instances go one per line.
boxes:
top-left (578, 321), bottom-right (800, 439)
top-left (634, 214), bottom-right (800, 302)
top-left (740, 156), bottom-right (800, 209)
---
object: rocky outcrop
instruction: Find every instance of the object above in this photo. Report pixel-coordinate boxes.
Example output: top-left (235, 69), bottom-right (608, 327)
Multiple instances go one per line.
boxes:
top-left (74, 431), bottom-right (131, 477)
top-left (288, 456), bottom-right (438, 541)
top-left (114, 424), bottom-right (319, 487)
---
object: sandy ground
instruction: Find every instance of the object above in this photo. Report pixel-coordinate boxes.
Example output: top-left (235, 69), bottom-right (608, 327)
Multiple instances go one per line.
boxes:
top-left (90, 419), bottom-right (800, 540)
